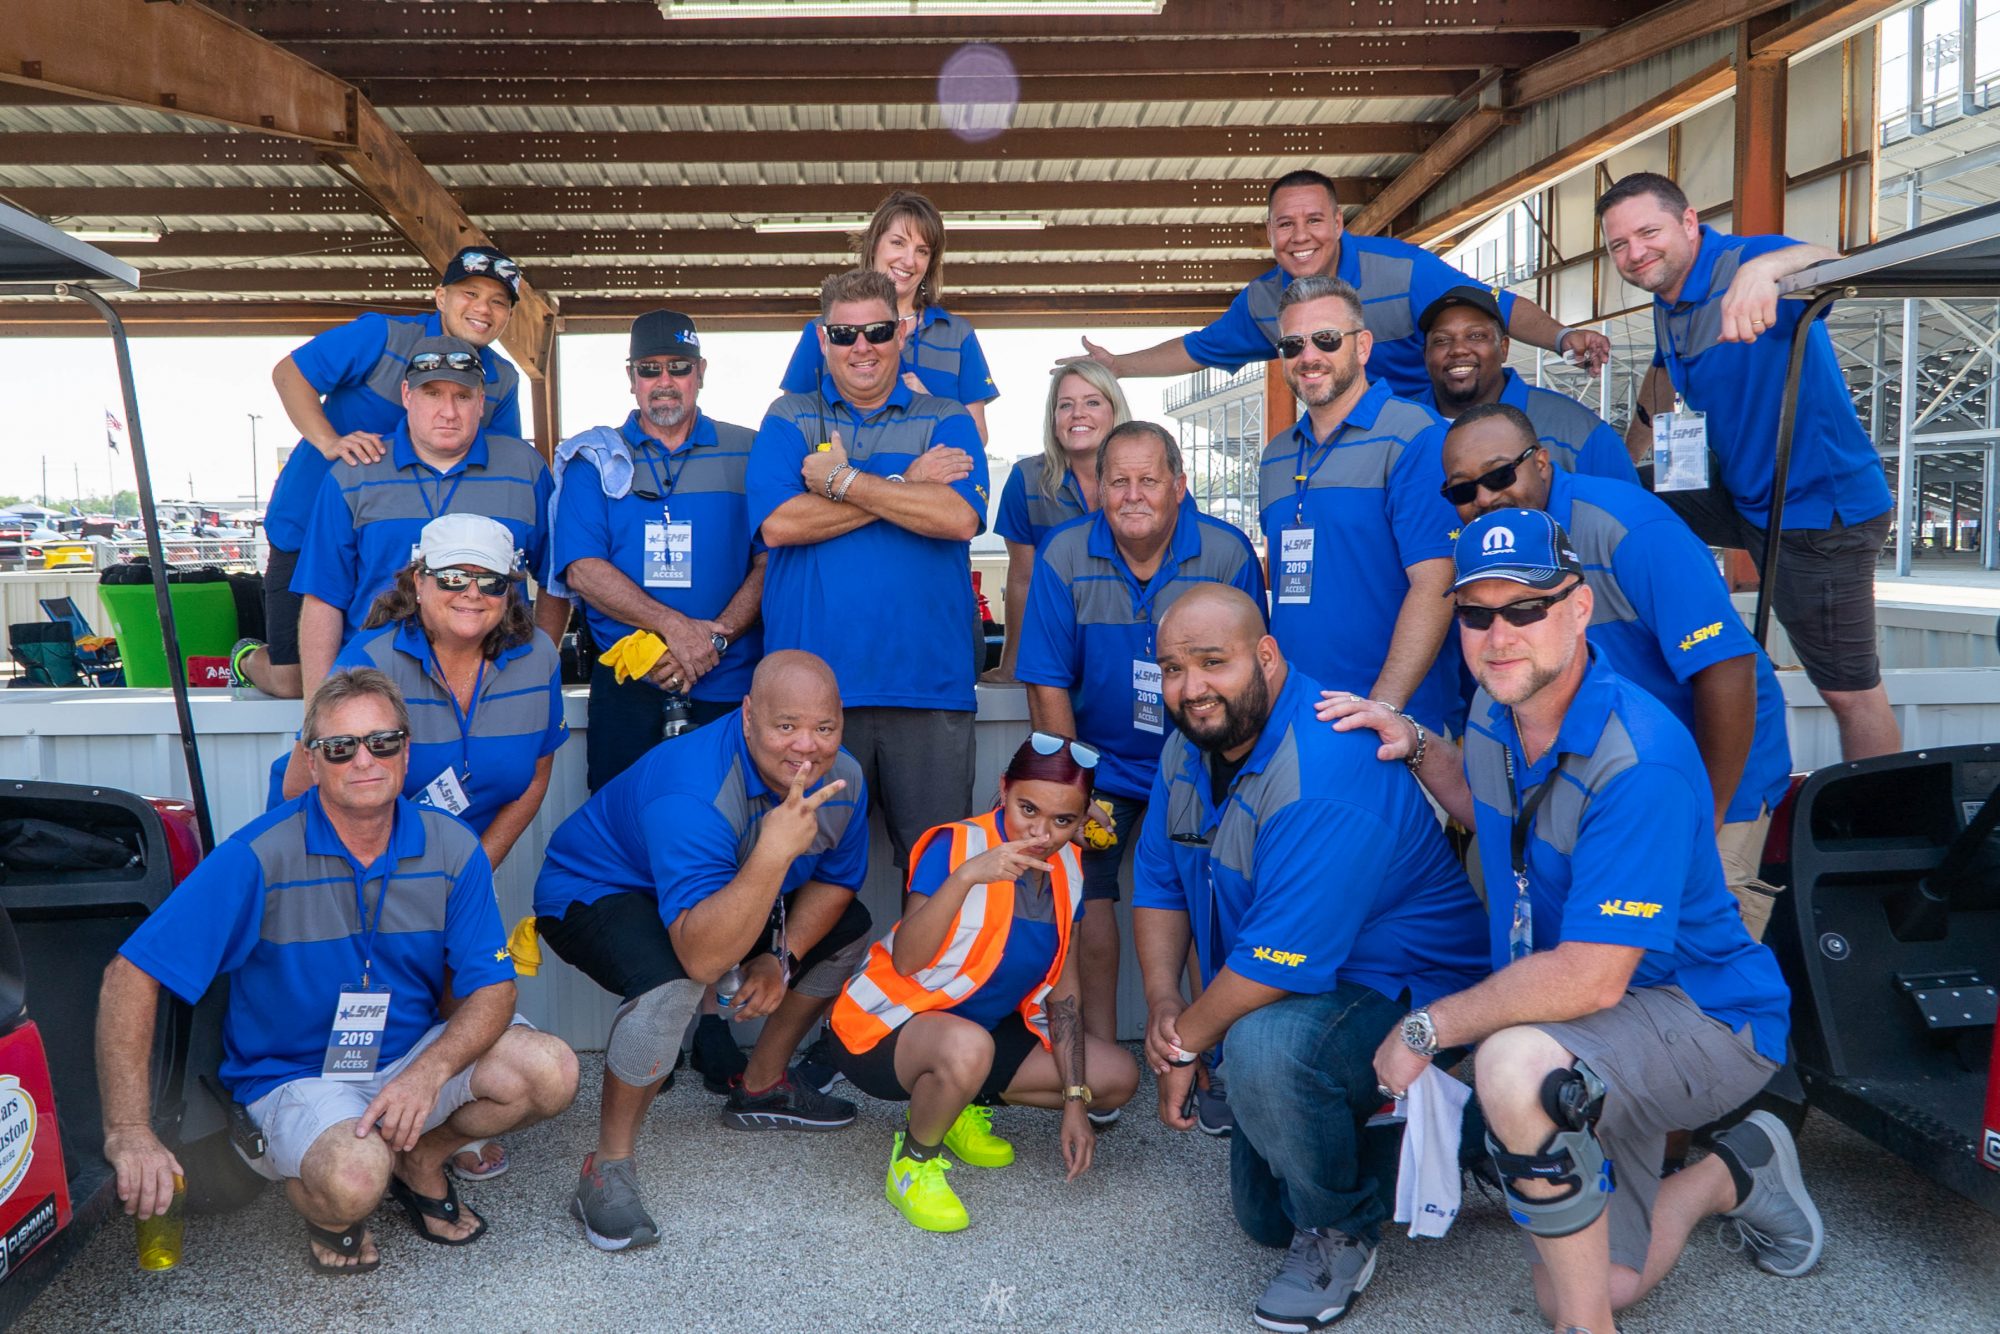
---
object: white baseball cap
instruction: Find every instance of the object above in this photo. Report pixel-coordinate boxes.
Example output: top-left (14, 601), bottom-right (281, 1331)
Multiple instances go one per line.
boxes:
top-left (411, 513), bottom-right (521, 576)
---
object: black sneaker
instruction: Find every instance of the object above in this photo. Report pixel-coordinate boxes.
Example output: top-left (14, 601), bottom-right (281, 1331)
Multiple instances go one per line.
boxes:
top-left (792, 1030), bottom-right (844, 1095)
top-left (689, 1014), bottom-right (746, 1095)
top-left (722, 1074), bottom-right (856, 1132)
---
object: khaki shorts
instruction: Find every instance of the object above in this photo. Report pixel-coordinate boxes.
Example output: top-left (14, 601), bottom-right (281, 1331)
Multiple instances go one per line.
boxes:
top-left (1716, 808), bottom-right (1782, 941)
top-left (244, 1015), bottom-right (530, 1181)
top-left (1526, 987), bottom-right (1777, 1273)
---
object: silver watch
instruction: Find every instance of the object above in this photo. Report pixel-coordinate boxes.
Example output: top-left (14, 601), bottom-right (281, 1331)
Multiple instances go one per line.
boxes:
top-left (710, 631), bottom-right (728, 655)
top-left (1400, 1008), bottom-right (1440, 1058)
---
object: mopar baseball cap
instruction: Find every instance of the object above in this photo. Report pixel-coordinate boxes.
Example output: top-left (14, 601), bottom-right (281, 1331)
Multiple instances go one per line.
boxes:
top-left (1452, 509), bottom-right (1582, 592)
top-left (403, 335), bottom-right (486, 392)
top-left (440, 245), bottom-right (522, 303)
top-left (1418, 283), bottom-right (1505, 336)
top-left (412, 513), bottom-right (521, 576)
top-left (630, 309), bottom-right (701, 361)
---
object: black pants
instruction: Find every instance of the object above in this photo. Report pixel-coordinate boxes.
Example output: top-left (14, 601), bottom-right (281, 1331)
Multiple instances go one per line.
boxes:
top-left (585, 658), bottom-right (740, 791)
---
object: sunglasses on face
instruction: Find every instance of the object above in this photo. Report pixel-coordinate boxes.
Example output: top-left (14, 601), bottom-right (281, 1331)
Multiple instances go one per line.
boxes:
top-left (1454, 577), bottom-right (1581, 631)
top-left (1028, 731), bottom-right (1101, 769)
top-left (632, 359), bottom-right (697, 380)
top-left (1440, 443), bottom-right (1541, 506)
top-left (1276, 326), bottom-right (1362, 359)
top-left (824, 320), bottom-right (898, 347)
top-left (424, 565), bottom-right (511, 596)
top-left (409, 350), bottom-right (479, 374)
top-left (305, 729), bottom-right (409, 763)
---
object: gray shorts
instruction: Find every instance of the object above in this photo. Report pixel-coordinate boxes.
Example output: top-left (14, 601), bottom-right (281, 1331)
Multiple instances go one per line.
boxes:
top-left (840, 706), bottom-right (974, 869)
top-left (244, 1015), bottom-right (530, 1181)
top-left (1527, 987), bottom-right (1777, 1273)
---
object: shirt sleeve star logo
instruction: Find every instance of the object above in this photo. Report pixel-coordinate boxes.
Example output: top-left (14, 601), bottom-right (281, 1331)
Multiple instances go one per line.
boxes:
top-left (494, 948), bottom-right (510, 962)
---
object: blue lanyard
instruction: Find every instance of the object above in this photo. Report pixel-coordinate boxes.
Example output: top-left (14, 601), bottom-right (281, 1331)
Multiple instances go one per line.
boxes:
top-left (1116, 545), bottom-right (1176, 656)
top-left (352, 858), bottom-right (393, 990)
top-left (433, 653), bottom-right (487, 780)
top-left (412, 460), bottom-right (467, 521)
top-left (1291, 426), bottom-right (1340, 526)
top-left (636, 439), bottom-right (694, 514)
top-left (1060, 467), bottom-right (1089, 518)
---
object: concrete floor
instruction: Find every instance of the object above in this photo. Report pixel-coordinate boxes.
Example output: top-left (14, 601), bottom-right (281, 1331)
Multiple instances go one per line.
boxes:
top-left (20, 1054), bottom-right (2000, 1334)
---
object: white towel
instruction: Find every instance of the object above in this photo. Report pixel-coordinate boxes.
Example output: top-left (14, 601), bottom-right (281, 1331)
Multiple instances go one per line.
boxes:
top-left (545, 424), bottom-right (635, 598)
top-left (1393, 1064), bottom-right (1471, 1240)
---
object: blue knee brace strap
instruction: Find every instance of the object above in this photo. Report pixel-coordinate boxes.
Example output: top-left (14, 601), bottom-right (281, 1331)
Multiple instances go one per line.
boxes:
top-left (1485, 1059), bottom-right (1614, 1239)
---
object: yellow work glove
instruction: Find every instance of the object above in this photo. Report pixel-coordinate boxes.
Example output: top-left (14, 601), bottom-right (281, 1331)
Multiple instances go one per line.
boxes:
top-left (507, 916), bottom-right (542, 976)
top-left (599, 629), bottom-right (668, 685)
top-left (1081, 798), bottom-right (1119, 851)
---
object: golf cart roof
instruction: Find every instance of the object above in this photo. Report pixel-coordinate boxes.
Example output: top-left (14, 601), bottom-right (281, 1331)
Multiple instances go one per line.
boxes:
top-left (0, 200), bottom-right (139, 290)
top-left (1783, 199), bottom-right (2000, 301)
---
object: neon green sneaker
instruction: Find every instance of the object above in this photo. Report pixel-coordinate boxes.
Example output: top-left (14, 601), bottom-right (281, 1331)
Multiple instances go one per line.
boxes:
top-left (940, 1104), bottom-right (1015, 1168)
top-left (885, 1133), bottom-right (969, 1233)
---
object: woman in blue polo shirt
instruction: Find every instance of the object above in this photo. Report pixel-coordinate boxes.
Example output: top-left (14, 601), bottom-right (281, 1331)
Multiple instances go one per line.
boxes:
top-left (779, 190), bottom-right (999, 440)
top-left (280, 513), bottom-right (567, 1181)
top-left (828, 733), bottom-right (1138, 1233)
top-left (984, 363), bottom-right (1133, 682)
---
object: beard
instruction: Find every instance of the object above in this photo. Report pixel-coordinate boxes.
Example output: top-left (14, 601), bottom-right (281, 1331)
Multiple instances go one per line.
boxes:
top-left (1168, 667), bottom-right (1272, 756)
top-left (1476, 636), bottom-right (1577, 707)
top-left (642, 394), bottom-right (691, 430)
top-left (1289, 355), bottom-right (1360, 409)
top-left (1432, 366), bottom-right (1486, 409)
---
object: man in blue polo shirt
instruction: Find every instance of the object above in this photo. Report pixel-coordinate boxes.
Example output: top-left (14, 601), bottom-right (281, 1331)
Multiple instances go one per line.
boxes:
top-left (98, 668), bottom-right (577, 1273)
top-left (236, 246), bottom-right (526, 700)
top-left (1439, 404), bottom-right (1792, 934)
top-left (1017, 421), bottom-right (1265, 1047)
top-left (1132, 584), bottom-right (1487, 1331)
top-left (534, 651), bottom-right (873, 1251)
top-left (1058, 168), bottom-right (1609, 399)
top-left (1331, 511), bottom-right (1819, 1334)
top-left (292, 334), bottom-right (563, 702)
top-left (1260, 274), bottom-right (1463, 733)
top-left (1600, 171), bottom-right (1898, 761)
top-left (747, 267), bottom-right (988, 869)
top-left (1419, 285), bottom-right (1638, 483)
top-left (553, 309), bottom-right (765, 790)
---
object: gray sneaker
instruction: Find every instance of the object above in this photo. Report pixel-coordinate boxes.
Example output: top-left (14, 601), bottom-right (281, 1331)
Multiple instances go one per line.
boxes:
top-left (1713, 1110), bottom-right (1824, 1277)
top-left (1252, 1227), bottom-right (1376, 1331)
top-left (570, 1153), bottom-right (659, 1252)
top-left (1196, 1075), bottom-right (1234, 1138)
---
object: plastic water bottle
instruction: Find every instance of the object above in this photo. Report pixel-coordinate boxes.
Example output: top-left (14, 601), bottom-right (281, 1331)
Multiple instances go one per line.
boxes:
top-left (715, 964), bottom-right (744, 1012)
top-left (661, 691), bottom-right (693, 739)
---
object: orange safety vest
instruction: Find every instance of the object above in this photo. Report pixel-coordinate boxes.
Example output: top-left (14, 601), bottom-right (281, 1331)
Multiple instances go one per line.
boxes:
top-left (832, 808), bottom-right (1082, 1054)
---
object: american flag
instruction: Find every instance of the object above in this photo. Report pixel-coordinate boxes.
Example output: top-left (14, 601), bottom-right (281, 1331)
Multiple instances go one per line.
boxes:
top-left (104, 407), bottom-right (124, 452)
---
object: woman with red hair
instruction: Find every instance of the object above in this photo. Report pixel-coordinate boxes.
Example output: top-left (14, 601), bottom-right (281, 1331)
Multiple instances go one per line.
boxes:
top-left (829, 732), bottom-right (1138, 1232)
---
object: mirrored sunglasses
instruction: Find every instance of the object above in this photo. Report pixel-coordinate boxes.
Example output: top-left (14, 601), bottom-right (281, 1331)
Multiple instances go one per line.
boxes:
top-left (305, 729), bottom-right (409, 763)
top-left (824, 320), bottom-right (898, 347)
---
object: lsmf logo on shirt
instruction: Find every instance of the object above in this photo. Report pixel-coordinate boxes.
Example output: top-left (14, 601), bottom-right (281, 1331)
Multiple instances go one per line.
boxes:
top-left (1481, 525), bottom-right (1516, 555)
top-left (1598, 900), bottom-right (1663, 919)
top-left (1678, 622), bottom-right (1724, 652)
top-left (1251, 946), bottom-right (1308, 967)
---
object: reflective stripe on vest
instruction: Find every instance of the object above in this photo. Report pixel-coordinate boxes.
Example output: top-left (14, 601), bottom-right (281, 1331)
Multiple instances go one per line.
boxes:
top-left (831, 808), bottom-right (1080, 1053)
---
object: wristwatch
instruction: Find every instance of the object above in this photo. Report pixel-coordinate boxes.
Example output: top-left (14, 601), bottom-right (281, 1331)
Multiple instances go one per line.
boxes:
top-left (1165, 1044), bottom-right (1201, 1068)
top-left (1063, 1084), bottom-right (1094, 1105)
top-left (1400, 1008), bottom-right (1440, 1058)
top-left (709, 631), bottom-right (728, 656)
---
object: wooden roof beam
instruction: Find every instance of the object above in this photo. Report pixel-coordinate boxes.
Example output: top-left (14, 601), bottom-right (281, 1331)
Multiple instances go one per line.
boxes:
top-left (1348, 101), bottom-right (1516, 236)
top-left (215, 0), bottom-right (1646, 42)
top-left (0, 0), bottom-right (554, 380)
top-left (1507, 0), bottom-right (1794, 107)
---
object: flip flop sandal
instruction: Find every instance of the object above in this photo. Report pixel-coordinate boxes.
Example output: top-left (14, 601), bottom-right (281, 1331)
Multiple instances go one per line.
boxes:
top-left (305, 1219), bottom-right (381, 1275)
top-left (448, 1137), bottom-right (509, 1182)
top-left (387, 1173), bottom-right (490, 1247)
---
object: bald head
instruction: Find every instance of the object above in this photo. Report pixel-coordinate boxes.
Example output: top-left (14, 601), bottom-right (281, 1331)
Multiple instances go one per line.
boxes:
top-left (1158, 584), bottom-right (1269, 656)
top-left (743, 650), bottom-right (843, 792)
top-left (749, 649), bottom-right (839, 710)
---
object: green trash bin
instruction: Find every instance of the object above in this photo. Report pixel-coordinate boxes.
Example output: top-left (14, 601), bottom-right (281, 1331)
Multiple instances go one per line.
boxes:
top-left (98, 575), bottom-right (240, 688)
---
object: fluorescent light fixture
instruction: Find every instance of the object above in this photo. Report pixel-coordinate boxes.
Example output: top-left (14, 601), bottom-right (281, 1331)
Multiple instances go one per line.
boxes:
top-left (666, 1), bottom-right (1161, 17)
top-left (754, 213), bottom-right (1045, 233)
top-left (62, 228), bottom-right (161, 244)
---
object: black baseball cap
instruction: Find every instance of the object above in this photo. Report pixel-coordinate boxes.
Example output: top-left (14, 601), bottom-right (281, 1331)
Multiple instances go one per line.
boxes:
top-left (440, 246), bottom-right (521, 303)
top-left (630, 309), bottom-right (701, 361)
top-left (403, 334), bottom-right (485, 392)
top-left (1417, 283), bottom-right (1505, 335)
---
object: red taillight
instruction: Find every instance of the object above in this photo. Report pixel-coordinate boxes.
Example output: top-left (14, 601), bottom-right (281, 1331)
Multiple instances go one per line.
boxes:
top-left (1760, 773), bottom-right (1810, 870)
top-left (145, 798), bottom-right (205, 884)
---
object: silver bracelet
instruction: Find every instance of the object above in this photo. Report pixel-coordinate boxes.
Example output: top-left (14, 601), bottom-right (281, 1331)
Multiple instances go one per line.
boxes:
top-left (834, 464), bottom-right (863, 502)
top-left (1398, 711), bottom-right (1427, 772)
top-left (821, 463), bottom-right (845, 500)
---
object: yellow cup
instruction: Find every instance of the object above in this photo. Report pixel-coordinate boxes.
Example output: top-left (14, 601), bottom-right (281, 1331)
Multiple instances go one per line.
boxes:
top-left (135, 1174), bottom-right (186, 1271)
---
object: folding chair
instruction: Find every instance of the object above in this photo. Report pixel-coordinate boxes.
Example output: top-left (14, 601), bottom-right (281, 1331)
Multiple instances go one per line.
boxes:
top-left (39, 596), bottom-right (122, 687)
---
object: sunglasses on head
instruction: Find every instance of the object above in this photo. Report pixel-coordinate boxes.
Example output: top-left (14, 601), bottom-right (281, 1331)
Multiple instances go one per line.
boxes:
top-left (305, 729), bottom-right (409, 763)
top-left (1440, 443), bottom-right (1542, 506)
top-left (824, 320), bottom-right (898, 347)
top-left (424, 565), bottom-right (511, 597)
top-left (1276, 326), bottom-right (1362, 359)
top-left (409, 350), bottom-right (479, 374)
top-left (632, 359), bottom-right (697, 380)
top-left (1454, 577), bottom-right (1580, 631)
top-left (1028, 731), bottom-right (1100, 769)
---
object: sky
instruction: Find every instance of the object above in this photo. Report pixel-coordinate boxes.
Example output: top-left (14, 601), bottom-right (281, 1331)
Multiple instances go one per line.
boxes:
top-left (0, 323), bottom-right (1196, 514)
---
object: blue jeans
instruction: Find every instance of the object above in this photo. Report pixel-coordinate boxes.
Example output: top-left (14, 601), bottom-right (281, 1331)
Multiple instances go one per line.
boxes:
top-left (1225, 983), bottom-right (1404, 1248)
